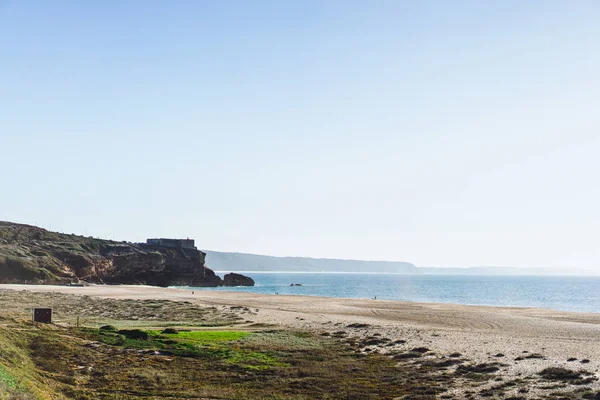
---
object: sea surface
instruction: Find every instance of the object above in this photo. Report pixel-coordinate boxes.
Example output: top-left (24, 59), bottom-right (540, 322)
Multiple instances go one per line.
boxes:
top-left (183, 273), bottom-right (600, 313)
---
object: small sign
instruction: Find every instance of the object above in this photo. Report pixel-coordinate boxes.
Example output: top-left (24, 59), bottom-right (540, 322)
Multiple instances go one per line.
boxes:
top-left (32, 308), bottom-right (52, 323)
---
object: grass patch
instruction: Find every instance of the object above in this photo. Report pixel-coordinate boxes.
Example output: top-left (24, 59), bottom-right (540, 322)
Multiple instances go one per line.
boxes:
top-left (81, 327), bottom-right (281, 369)
top-left (0, 364), bottom-right (18, 388)
top-left (18, 323), bottom-right (455, 398)
top-left (150, 330), bottom-right (251, 343)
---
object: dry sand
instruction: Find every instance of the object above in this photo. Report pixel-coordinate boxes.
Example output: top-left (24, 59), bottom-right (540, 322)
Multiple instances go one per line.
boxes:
top-left (3, 284), bottom-right (600, 397)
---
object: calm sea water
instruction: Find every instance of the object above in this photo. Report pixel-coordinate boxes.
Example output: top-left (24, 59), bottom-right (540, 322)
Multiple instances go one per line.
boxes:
top-left (184, 273), bottom-right (600, 313)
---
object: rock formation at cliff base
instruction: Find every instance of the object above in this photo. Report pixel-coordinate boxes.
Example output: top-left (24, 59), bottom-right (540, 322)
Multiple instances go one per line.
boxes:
top-left (223, 273), bottom-right (255, 286)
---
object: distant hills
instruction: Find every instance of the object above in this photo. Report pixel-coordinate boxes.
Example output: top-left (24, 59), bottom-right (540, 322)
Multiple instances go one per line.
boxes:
top-left (420, 267), bottom-right (594, 276)
top-left (205, 251), bottom-right (595, 276)
top-left (204, 251), bottom-right (419, 273)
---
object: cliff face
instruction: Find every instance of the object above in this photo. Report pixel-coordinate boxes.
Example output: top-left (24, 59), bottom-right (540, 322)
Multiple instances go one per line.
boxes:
top-left (100, 245), bottom-right (209, 287)
top-left (0, 222), bottom-right (246, 287)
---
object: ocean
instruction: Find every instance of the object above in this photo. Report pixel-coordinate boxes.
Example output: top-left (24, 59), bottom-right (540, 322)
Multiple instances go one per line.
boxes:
top-left (184, 273), bottom-right (600, 313)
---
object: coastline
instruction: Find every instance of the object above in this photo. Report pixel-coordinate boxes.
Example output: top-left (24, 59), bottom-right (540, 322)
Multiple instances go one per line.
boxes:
top-left (3, 283), bottom-right (600, 320)
top-left (3, 284), bottom-right (600, 397)
top-left (191, 272), bottom-right (600, 314)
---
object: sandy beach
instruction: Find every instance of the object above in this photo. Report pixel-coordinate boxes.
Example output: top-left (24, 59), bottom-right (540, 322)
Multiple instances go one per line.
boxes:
top-left (3, 284), bottom-right (600, 398)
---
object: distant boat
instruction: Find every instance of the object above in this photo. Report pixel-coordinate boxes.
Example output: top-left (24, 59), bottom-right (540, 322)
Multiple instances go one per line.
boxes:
top-left (290, 283), bottom-right (302, 286)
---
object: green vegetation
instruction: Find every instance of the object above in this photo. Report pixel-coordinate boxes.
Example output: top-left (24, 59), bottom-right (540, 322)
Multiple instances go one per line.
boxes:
top-left (81, 327), bottom-right (284, 370)
top-left (0, 365), bottom-right (18, 389)
top-left (149, 329), bottom-right (251, 342)
top-left (0, 321), bottom-right (435, 399)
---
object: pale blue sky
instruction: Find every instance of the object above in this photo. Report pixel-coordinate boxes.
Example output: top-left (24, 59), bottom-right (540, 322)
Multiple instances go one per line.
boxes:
top-left (2, 1), bottom-right (599, 269)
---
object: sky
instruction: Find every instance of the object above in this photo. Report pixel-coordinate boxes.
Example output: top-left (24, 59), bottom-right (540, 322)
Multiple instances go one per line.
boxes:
top-left (1, 1), bottom-right (599, 269)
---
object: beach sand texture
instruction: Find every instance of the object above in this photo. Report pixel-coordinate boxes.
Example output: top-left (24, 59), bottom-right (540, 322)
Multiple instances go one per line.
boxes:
top-left (3, 284), bottom-right (600, 398)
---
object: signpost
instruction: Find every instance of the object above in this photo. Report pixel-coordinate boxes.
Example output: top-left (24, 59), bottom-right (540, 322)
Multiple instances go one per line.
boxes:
top-left (32, 308), bottom-right (52, 323)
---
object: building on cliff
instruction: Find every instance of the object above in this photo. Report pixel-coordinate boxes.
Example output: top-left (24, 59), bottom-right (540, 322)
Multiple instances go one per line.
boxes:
top-left (145, 238), bottom-right (196, 250)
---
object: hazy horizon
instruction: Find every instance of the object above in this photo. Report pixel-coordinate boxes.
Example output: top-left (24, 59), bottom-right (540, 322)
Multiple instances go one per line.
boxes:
top-left (2, 2), bottom-right (599, 270)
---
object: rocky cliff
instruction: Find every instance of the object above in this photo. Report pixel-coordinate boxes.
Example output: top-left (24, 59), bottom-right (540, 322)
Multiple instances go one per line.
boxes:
top-left (0, 222), bottom-right (251, 287)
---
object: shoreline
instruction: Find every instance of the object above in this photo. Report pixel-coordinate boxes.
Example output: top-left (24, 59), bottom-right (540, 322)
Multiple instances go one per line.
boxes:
top-left (179, 286), bottom-right (600, 316)
top-left (212, 270), bottom-right (599, 276)
top-left (4, 283), bottom-right (600, 333)
top-left (189, 273), bottom-right (600, 315)
top-left (2, 283), bottom-right (600, 317)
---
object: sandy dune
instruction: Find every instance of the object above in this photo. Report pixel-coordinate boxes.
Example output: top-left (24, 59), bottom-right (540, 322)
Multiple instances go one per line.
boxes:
top-left (3, 284), bottom-right (600, 397)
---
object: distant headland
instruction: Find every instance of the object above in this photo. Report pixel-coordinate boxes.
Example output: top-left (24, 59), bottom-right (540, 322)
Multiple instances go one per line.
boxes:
top-left (205, 250), bottom-right (419, 274)
top-left (205, 251), bottom-right (594, 276)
